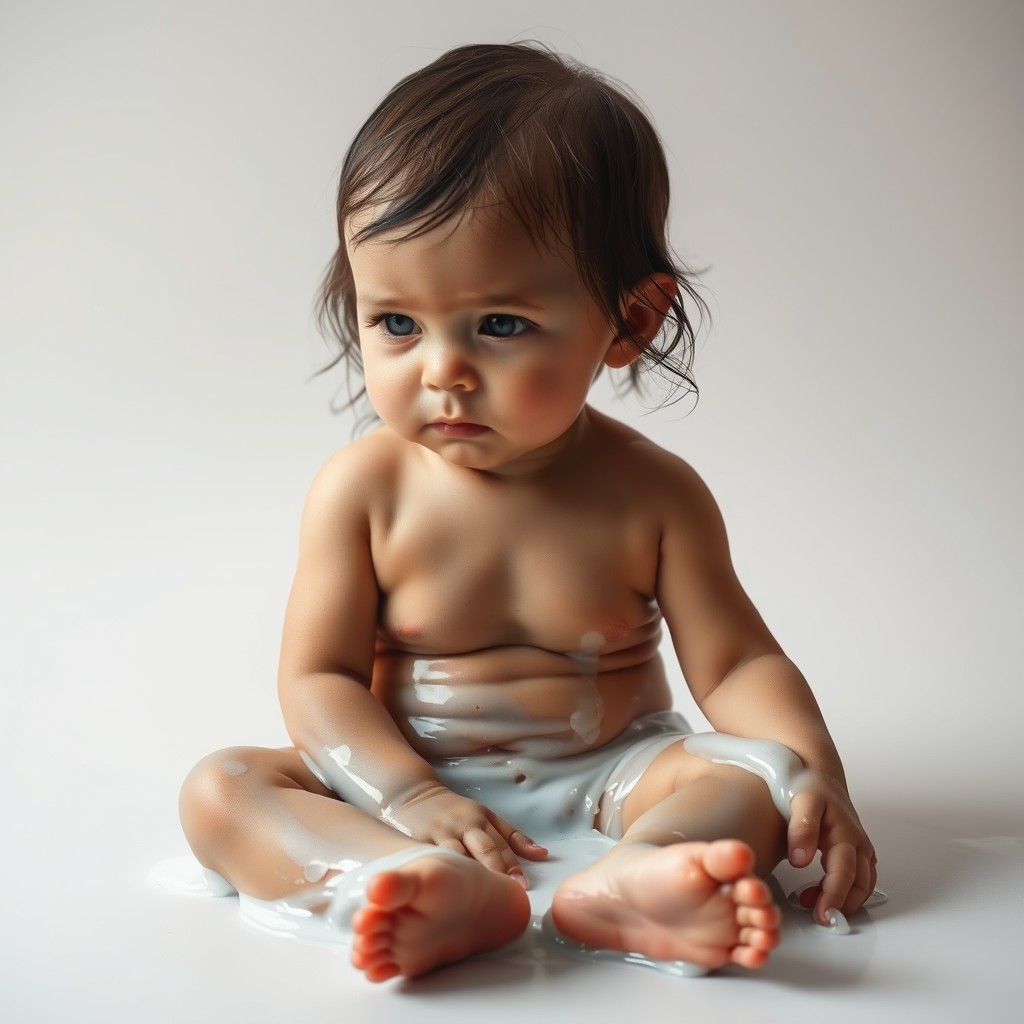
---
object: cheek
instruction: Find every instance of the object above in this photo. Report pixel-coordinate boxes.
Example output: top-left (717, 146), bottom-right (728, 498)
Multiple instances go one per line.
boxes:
top-left (364, 359), bottom-right (412, 418)
top-left (504, 364), bottom-right (588, 420)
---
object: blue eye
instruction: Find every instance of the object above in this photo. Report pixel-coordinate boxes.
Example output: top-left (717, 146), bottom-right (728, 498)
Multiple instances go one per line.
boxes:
top-left (381, 314), bottom-right (417, 336)
top-left (480, 314), bottom-right (529, 338)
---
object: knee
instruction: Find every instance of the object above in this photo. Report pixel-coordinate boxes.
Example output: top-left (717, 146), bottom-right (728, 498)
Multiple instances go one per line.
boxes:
top-left (178, 747), bottom-right (257, 857)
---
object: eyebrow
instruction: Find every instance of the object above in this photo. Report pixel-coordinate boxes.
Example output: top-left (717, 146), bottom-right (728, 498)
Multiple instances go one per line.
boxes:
top-left (359, 292), bottom-right (556, 311)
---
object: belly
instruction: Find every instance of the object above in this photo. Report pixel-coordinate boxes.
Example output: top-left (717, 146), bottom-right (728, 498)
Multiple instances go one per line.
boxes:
top-left (371, 640), bottom-right (673, 759)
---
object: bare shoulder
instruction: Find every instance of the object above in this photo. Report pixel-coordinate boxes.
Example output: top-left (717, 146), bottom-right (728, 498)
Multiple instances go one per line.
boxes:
top-left (301, 426), bottom-right (408, 526)
top-left (585, 409), bottom-right (722, 529)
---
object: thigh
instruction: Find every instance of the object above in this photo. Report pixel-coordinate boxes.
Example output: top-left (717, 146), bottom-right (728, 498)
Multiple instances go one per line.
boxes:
top-left (186, 744), bottom-right (338, 801)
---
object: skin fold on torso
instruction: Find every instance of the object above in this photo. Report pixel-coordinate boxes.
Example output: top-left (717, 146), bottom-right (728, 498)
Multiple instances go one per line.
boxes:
top-left (366, 409), bottom-right (676, 759)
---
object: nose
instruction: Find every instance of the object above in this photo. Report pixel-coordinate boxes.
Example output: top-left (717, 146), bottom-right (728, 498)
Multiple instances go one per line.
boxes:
top-left (421, 336), bottom-right (479, 392)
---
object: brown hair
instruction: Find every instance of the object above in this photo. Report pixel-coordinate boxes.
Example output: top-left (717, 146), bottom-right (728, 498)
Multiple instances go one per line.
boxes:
top-left (316, 42), bottom-right (707, 415)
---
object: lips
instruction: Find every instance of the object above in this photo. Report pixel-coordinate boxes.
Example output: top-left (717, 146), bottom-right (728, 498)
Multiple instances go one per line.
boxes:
top-left (430, 421), bottom-right (489, 438)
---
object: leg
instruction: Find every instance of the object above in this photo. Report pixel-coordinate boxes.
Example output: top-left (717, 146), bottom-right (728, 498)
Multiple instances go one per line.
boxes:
top-left (179, 745), bottom-right (418, 898)
top-left (551, 742), bottom-right (785, 970)
top-left (179, 747), bottom-right (529, 980)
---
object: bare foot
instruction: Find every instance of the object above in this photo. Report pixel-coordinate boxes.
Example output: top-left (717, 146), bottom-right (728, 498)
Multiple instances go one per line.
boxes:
top-left (349, 854), bottom-right (531, 982)
top-left (550, 839), bottom-right (781, 970)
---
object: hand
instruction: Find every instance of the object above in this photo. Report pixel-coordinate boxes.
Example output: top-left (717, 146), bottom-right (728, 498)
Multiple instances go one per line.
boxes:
top-left (381, 781), bottom-right (548, 886)
top-left (786, 771), bottom-right (877, 925)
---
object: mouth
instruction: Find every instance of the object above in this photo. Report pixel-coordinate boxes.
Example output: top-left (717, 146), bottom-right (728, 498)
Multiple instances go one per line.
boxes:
top-left (429, 421), bottom-right (490, 438)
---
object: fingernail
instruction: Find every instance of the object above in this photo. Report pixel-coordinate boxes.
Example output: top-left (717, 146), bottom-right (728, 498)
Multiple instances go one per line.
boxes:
top-left (511, 870), bottom-right (529, 890)
top-left (821, 907), bottom-right (850, 934)
top-left (792, 848), bottom-right (807, 864)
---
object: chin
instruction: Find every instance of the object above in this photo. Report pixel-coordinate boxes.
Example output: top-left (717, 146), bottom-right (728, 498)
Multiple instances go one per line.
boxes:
top-left (437, 449), bottom-right (504, 470)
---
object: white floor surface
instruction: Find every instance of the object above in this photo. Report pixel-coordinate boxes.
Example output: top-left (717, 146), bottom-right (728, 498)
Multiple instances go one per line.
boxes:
top-left (4, 3), bottom-right (1022, 1022)
top-left (5, 772), bottom-right (1019, 1023)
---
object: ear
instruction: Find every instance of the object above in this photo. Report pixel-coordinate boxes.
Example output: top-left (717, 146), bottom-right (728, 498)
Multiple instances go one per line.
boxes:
top-left (603, 274), bottom-right (677, 369)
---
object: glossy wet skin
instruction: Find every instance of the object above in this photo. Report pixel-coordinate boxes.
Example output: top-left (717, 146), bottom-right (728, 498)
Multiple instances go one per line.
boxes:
top-left (179, 198), bottom-right (874, 982)
top-left (345, 206), bottom-right (675, 757)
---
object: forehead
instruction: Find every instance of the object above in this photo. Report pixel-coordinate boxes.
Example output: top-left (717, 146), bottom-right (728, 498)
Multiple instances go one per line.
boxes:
top-left (346, 204), bottom-right (580, 305)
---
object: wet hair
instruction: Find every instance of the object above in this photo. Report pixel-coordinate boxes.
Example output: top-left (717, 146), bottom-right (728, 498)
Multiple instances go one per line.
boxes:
top-left (315, 42), bottom-right (707, 417)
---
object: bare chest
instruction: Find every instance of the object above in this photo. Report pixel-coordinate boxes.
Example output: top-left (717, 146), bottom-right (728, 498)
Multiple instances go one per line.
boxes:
top-left (371, 485), bottom-right (660, 655)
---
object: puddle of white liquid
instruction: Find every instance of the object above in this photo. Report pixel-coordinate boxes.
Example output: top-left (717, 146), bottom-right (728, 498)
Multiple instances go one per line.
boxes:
top-left (150, 836), bottom-right (708, 976)
top-left (157, 730), bottom-right (885, 975)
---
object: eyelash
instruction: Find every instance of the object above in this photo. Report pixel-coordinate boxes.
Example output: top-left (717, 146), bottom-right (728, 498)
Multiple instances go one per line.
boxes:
top-left (363, 313), bottom-right (533, 339)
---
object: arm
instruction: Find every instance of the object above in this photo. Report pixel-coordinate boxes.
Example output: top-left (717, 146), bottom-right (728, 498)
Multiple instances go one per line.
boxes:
top-left (277, 447), bottom-right (544, 881)
top-left (655, 460), bottom-right (876, 922)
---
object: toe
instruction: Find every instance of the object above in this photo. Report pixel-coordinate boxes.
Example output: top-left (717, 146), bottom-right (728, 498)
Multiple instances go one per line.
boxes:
top-left (731, 876), bottom-right (773, 908)
top-left (352, 931), bottom-right (392, 956)
top-left (351, 938), bottom-right (409, 979)
top-left (737, 902), bottom-right (781, 930)
top-left (365, 869), bottom-right (419, 911)
top-left (702, 839), bottom-right (756, 884)
top-left (739, 924), bottom-right (780, 952)
top-left (730, 944), bottom-right (771, 970)
top-left (351, 905), bottom-right (392, 934)
top-left (362, 960), bottom-right (400, 983)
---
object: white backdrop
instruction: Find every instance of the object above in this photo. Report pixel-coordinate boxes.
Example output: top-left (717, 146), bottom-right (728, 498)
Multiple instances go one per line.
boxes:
top-left (2, 1), bottom-right (1022, 1019)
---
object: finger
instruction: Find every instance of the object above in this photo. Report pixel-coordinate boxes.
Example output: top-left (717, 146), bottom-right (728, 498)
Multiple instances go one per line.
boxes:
top-left (462, 826), bottom-right (524, 881)
top-left (842, 847), bottom-right (877, 916)
top-left (437, 837), bottom-right (469, 858)
top-left (488, 812), bottom-right (548, 860)
top-left (506, 828), bottom-right (548, 860)
top-left (818, 841), bottom-right (857, 924)
top-left (787, 791), bottom-right (824, 868)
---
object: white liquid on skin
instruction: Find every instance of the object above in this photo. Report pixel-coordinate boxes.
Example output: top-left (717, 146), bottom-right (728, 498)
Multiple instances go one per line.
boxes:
top-left (152, 839), bottom-right (710, 975)
top-left (412, 661), bottom-right (456, 706)
top-left (156, 728), bottom-right (883, 972)
top-left (566, 632), bottom-right (605, 745)
top-left (298, 654), bottom-right (609, 827)
top-left (405, 656), bottom-right (582, 757)
top-left (386, 641), bottom-right (610, 759)
top-left (296, 739), bottom-right (387, 813)
top-left (682, 732), bottom-right (811, 819)
top-left (324, 744), bottom-right (384, 804)
top-left (684, 732), bottom-right (888, 931)
top-left (272, 803), bottom-right (361, 886)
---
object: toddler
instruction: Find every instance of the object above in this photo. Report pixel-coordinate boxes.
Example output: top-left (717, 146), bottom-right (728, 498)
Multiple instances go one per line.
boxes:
top-left (180, 42), bottom-right (876, 982)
